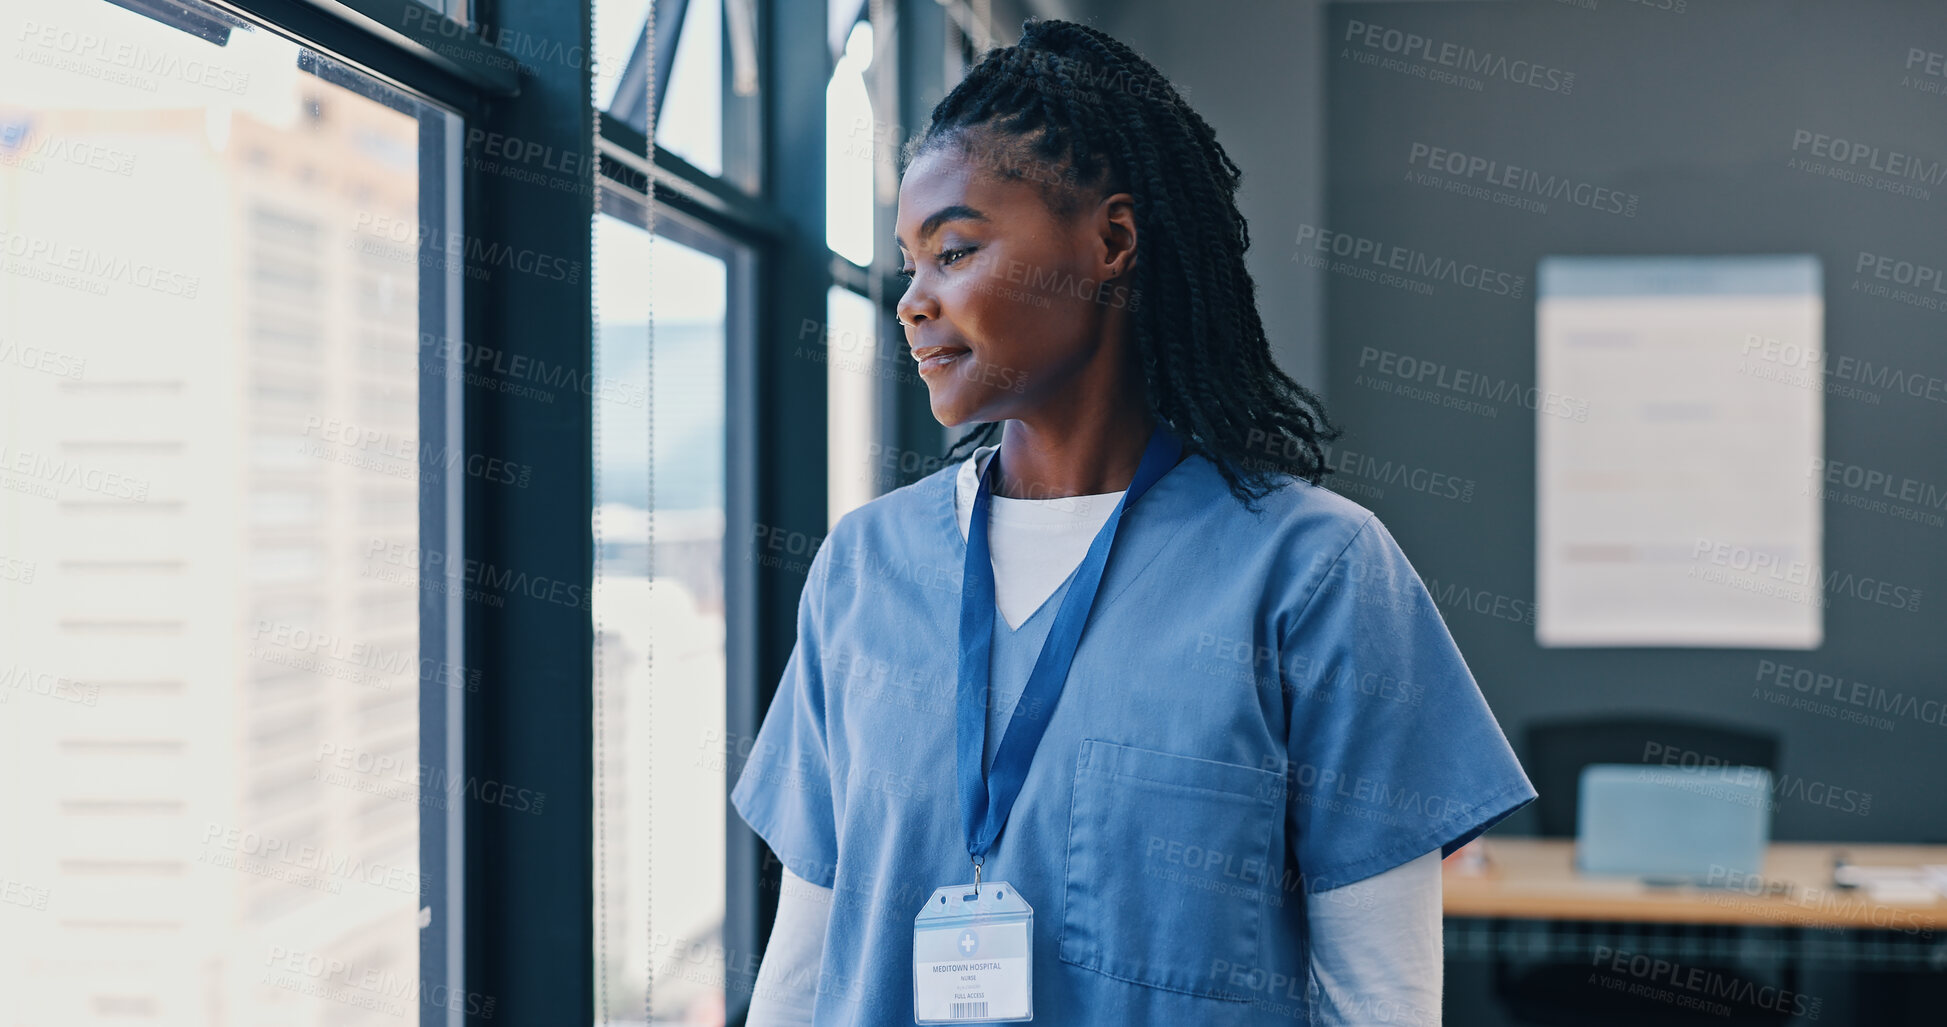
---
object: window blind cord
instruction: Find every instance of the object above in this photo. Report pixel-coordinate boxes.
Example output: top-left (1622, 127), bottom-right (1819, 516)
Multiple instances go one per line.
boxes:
top-left (593, 6), bottom-right (658, 1026)
top-left (641, 9), bottom-right (658, 1019)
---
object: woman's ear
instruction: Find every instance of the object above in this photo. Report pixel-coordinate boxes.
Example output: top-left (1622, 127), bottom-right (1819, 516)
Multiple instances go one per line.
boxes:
top-left (1096, 191), bottom-right (1138, 279)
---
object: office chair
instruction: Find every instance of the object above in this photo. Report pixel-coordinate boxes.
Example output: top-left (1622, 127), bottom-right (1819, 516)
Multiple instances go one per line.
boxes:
top-left (1491, 716), bottom-right (1792, 1027)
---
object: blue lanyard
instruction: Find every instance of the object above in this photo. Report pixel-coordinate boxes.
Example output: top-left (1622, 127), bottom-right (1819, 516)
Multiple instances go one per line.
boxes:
top-left (956, 423), bottom-right (1185, 871)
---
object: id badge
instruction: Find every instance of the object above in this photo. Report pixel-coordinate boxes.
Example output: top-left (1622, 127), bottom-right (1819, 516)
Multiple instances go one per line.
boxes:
top-left (913, 881), bottom-right (1033, 1023)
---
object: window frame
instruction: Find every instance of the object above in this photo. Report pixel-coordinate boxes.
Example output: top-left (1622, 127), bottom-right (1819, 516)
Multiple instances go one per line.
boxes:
top-left (207, 0), bottom-right (596, 1023)
top-left (589, 2), bottom-right (972, 1024)
top-left (151, 0), bottom-right (970, 1024)
top-left (11, 0), bottom-right (531, 1023)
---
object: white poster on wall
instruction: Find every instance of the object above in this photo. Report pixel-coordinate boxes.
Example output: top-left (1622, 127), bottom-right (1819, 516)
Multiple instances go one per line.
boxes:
top-left (1536, 255), bottom-right (1823, 648)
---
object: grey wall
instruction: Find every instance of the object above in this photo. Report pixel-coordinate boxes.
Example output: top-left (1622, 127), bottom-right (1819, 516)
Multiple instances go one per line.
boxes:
top-left (1317, 0), bottom-right (1947, 843)
top-left (1066, 0), bottom-right (1332, 394)
top-left (1069, 0), bottom-right (1947, 844)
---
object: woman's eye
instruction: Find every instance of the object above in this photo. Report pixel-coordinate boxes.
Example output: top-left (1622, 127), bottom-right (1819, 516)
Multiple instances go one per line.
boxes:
top-left (895, 266), bottom-right (914, 281)
top-left (939, 247), bottom-right (974, 267)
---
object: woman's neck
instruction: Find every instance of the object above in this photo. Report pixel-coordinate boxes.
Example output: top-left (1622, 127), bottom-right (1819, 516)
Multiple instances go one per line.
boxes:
top-left (991, 403), bottom-right (1155, 500)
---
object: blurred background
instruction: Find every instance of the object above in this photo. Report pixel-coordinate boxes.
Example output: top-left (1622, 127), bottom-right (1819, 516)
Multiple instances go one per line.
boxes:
top-left (0, 0), bottom-right (1941, 1024)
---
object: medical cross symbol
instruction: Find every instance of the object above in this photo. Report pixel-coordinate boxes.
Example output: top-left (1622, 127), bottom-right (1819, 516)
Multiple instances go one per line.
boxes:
top-left (958, 930), bottom-right (979, 956)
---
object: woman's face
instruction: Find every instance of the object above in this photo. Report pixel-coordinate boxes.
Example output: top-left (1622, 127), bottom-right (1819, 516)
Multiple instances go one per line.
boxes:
top-left (893, 143), bottom-right (1137, 428)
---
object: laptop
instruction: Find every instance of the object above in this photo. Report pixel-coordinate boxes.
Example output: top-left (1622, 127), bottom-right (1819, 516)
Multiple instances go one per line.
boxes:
top-left (1576, 763), bottom-right (1773, 882)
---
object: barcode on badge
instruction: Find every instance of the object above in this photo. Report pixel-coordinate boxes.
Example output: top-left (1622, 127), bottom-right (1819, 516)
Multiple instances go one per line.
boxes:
top-left (950, 1001), bottom-right (990, 1019)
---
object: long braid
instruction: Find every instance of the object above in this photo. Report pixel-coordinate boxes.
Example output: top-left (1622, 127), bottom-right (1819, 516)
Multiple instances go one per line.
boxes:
top-left (920, 18), bottom-right (1341, 511)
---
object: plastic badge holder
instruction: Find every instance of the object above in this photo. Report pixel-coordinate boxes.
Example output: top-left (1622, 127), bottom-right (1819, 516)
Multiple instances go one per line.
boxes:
top-left (913, 881), bottom-right (1034, 1023)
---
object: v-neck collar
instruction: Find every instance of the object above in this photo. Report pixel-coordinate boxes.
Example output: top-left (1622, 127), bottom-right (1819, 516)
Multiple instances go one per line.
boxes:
top-left (931, 439), bottom-right (1205, 630)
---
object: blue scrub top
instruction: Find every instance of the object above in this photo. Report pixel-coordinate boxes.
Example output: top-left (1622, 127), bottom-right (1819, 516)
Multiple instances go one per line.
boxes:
top-left (730, 448), bottom-right (1536, 1024)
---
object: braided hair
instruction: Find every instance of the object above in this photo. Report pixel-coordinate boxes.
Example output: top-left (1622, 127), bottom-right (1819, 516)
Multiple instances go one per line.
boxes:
top-left (910, 17), bottom-right (1342, 512)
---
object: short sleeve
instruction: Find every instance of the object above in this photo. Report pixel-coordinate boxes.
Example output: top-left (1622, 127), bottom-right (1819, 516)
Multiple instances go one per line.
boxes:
top-left (729, 541), bottom-right (841, 889)
top-left (1280, 514), bottom-right (1536, 893)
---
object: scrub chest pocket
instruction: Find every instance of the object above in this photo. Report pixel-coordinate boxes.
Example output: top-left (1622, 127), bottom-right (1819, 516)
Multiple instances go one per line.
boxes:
top-left (1059, 738), bottom-right (1287, 1002)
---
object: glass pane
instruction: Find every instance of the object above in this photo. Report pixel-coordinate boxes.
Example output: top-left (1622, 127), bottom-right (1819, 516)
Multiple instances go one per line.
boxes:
top-left (594, 0), bottom-right (654, 113)
top-left (592, 213), bottom-right (729, 1025)
top-left (659, 0), bottom-right (723, 175)
top-left (0, 0), bottom-right (460, 1021)
top-left (827, 286), bottom-right (880, 525)
top-left (418, 0), bottom-right (470, 28)
top-left (826, 18), bottom-right (875, 266)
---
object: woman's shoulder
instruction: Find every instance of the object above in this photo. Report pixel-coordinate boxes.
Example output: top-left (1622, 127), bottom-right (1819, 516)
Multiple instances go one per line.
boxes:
top-left (1181, 452), bottom-right (1380, 554)
top-left (817, 457), bottom-right (964, 560)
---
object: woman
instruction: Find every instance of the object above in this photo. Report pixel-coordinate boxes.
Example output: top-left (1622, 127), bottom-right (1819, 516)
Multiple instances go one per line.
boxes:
top-left (732, 18), bottom-right (1534, 1025)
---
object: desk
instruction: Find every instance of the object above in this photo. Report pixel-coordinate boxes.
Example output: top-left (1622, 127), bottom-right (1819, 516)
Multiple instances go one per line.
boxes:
top-left (1445, 838), bottom-right (1947, 929)
top-left (1442, 839), bottom-right (1947, 972)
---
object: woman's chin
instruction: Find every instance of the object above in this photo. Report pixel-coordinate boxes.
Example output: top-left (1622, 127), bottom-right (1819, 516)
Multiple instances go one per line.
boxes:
top-left (922, 384), bottom-right (967, 426)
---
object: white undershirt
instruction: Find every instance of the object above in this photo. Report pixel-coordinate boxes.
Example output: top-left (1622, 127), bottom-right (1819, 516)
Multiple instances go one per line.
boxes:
top-left (745, 446), bottom-right (1444, 1026)
top-left (952, 444), bottom-right (1125, 630)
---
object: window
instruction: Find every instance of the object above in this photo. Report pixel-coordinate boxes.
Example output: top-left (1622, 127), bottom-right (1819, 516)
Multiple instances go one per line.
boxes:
top-left (603, 0), bottom-right (754, 183)
top-left (586, 0), bottom-right (958, 1021)
top-left (593, 194), bottom-right (735, 1024)
top-left (594, 0), bottom-right (655, 113)
top-left (657, 0), bottom-right (724, 176)
top-left (826, 12), bottom-right (891, 524)
top-left (0, 0), bottom-right (462, 1019)
top-left (827, 285), bottom-right (880, 525)
top-left (827, 17), bottom-right (876, 268)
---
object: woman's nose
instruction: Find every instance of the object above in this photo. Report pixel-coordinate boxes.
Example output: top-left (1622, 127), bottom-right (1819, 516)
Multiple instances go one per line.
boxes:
top-left (896, 282), bottom-right (937, 328)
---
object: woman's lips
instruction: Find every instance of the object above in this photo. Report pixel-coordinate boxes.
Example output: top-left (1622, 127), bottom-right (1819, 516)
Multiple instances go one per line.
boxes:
top-left (911, 345), bottom-right (970, 375)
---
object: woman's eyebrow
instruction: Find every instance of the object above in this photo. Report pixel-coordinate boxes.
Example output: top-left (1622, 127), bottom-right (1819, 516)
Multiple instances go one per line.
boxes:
top-left (893, 204), bottom-right (988, 253)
